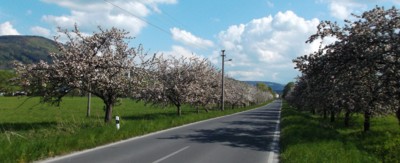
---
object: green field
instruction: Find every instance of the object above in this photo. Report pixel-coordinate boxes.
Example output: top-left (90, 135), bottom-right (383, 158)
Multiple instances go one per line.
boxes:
top-left (0, 96), bottom-right (270, 162)
top-left (280, 102), bottom-right (400, 163)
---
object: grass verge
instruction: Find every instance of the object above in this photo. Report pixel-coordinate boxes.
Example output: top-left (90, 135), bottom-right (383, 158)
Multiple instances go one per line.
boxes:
top-left (0, 96), bottom-right (271, 162)
top-left (280, 101), bottom-right (400, 163)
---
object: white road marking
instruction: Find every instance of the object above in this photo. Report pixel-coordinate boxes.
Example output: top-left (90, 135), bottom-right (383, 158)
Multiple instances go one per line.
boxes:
top-left (152, 146), bottom-right (190, 163)
top-left (268, 101), bottom-right (281, 163)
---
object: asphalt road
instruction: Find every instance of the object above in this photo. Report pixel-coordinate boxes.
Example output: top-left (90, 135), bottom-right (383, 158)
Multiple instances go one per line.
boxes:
top-left (41, 100), bottom-right (281, 163)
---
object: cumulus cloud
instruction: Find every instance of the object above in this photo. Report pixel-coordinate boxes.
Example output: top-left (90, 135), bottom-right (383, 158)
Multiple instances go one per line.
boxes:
top-left (0, 21), bottom-right (20, 35)
top-left (40, 0), bottom-right (177, 36)
top-left (31, 26), bottom-right (51, 37)
top-left (170, 27), bottom-right (214, 49)
top-left (322, 0), bottom-right (400, 20)
top-left (328, 0), bottom-right (367, 20)
top-left (228, 70), bottom-right (265, 81)
top-left (215, 11), bottom-right (320, 83)
top-left (161, 45), bottom-right (199, 59)
top-left (324, 0), bottom-right (400, 20)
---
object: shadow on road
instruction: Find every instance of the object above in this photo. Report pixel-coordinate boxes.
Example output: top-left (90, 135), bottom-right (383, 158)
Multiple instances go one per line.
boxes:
top-left (159, 105), bottom-right (280, 152)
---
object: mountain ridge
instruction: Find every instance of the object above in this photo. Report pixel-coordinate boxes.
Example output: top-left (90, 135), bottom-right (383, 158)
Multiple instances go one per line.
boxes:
top-left (242, 81), bottom-right (285, 94)
top-left (0, 35), bottom-right (57, 69)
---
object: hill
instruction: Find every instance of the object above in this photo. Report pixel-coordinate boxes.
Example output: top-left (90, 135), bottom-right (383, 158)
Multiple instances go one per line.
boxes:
top-left (0, 35), bottom-right (57, 69)
top-left (243, 81), bottom-right (284, 94)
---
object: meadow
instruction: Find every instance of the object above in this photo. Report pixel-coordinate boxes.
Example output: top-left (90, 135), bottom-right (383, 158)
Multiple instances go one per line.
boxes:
top-left (0, 96), bottom-right (270, 162)
top-left (280, 102), bottom-right (400, 163)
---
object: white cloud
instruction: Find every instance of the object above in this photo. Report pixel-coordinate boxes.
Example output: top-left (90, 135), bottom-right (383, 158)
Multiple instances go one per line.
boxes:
top-left (322, 0), bottom-right (399, 20)
top-left (328, 0), bottom-right (367, 20)
top-left (40, 0), bottom-right (177, 36)
top-left (161, 45), bottom-right (200, 59)
top-left (216, 11), bottom-right (320, 83)
top-left (0, 21), bottom-right (20, 35)
top-left (324, 0), bottom-right (400, 20)
top-left (170, 27), bottom-right (214, 49)
top-left (31, 26), bottom-right (51, 37)
top-left (227, 69), bottom-right (265, 81)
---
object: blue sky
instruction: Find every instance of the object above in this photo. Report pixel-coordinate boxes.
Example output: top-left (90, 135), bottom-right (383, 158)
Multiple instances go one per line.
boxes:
top-left (0, 0), bottom-right (399, 84)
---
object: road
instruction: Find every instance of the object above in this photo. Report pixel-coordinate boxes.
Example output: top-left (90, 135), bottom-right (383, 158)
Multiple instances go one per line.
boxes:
top-left (42, 100), bottom-right (281, 163)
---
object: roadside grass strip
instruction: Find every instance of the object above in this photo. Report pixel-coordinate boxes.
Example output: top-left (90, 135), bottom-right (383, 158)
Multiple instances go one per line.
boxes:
top-left (280, 102), bottom-right (400, 163)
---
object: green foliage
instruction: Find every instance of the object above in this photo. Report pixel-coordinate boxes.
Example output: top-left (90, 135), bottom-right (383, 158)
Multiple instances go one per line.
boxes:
top-left (0, 70), bottom-right (19, 94)
top-left (282, 82), bottom-right (294, 98)
top-left (0, 36), bottom-right (56, 69)
top-left (0, 96), bottom-right (271, 162)
top-left (244, 81), bottom-right (284, 94)
top-left (256, 82), bottom-right (272, 92)
top-left (281, 101), bottom-right (400, 163)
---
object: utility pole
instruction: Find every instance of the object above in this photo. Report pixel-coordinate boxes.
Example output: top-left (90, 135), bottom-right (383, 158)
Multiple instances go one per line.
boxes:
top-left (87, 83), bottom-right (91, 117)
top-left (221, 50), bottom-right (225, 111)
top-left (87, 92), bottom-right (91, 117)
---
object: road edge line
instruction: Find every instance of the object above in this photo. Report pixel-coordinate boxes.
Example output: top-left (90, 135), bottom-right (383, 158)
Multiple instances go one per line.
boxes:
top-left (267, 100), bottom-right (281, 163)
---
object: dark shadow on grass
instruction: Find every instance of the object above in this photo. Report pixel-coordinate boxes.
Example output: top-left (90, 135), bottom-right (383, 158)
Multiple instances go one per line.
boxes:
top-left (280, 107), bottom-right (343, 150)
top-left (13, 96), bottom-right (42, 109)
top-left (121, 112), bottom-right (178, 121)
top-left (0, 121), bottom-right (57, 131)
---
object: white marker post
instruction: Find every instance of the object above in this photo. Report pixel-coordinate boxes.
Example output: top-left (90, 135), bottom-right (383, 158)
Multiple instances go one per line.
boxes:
top-left (116, 116), bottom-right (120, 130)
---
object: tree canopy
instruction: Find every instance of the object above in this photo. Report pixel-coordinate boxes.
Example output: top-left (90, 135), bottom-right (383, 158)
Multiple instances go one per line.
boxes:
top-left (288, 6), bottom-right (400, 131)
top-left (15, 25), bottom-right (154, 123)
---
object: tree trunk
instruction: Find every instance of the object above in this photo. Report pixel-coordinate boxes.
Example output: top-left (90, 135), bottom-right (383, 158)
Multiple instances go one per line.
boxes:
top-left (204, 107), bottom-right (209, 113)
top-left (344, 110), bottom-right (350, 127)
top-left (177, 105), bottom-right (182, 116)
top-left (86, 92), bottom-right (91, 117)
top-left (364, 110), bottom-right (371, 132)
top-left (196, 106), bottom-right (199, 114)
top-left (396, 108), bottom-right (400, 125)
top-left (323, 109), bottom-right (327, 119)
top-left (104, 103), bottom-right (113, 123)
top-left (330, 110), bottom-right (335, 122)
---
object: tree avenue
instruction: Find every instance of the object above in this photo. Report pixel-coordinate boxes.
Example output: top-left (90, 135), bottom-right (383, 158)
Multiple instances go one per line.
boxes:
top-left (14, 25), bottom-right (274, 123)
top-left (287, 6), bottom-right (400, 131)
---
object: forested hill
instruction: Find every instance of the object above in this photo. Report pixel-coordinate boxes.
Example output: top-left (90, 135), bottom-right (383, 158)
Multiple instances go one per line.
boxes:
top-left (0, 35), bottom-right (57, 69)
top-left (243, 81), bottom-right (284, 94)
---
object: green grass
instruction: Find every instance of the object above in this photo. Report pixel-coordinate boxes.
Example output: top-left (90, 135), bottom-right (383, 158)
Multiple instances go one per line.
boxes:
top-left (280, 101), bottom-right (400, 163)
top-left (0, 96), bottom-right (271, 162)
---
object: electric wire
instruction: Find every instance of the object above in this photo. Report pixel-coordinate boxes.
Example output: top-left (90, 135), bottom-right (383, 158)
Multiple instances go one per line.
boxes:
top-left (104, 0), bottom-right (213, 51)
top-left (103, 0), bottom-right (171, 36)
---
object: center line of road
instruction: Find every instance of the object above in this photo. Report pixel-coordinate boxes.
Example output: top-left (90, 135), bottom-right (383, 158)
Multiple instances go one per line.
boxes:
top-left (152, 146), bottom-right (190, 163)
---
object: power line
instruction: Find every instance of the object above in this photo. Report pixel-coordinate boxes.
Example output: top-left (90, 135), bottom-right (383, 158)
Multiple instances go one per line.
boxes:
top-left (162, 9), bottom-right (191, 31)
top-left (103, 0), bottom-right (171, 36)
top-left (104, 0), bottom-right (211, 51)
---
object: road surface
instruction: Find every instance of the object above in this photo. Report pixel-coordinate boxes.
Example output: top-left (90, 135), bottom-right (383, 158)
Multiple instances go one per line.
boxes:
top-left (41, 100), bottom-right (281, 163)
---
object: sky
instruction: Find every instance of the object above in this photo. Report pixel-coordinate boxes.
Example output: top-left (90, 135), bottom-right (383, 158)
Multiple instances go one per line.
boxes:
top-left (0, 0), bottom-right (399, 84)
